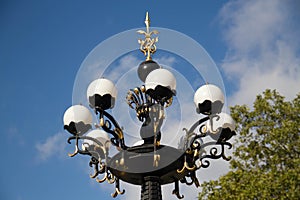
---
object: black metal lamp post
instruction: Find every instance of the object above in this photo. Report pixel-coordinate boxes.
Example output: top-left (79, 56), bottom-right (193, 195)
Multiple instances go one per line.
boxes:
top-left (63, 12), bottom-right (236, 200)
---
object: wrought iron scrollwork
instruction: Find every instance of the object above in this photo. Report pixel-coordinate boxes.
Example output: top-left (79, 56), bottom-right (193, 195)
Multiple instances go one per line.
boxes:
top-left (111, 178), bottom-right (125, 198)
top-left (67, 134), bottom-right (124, 198)
top-left (177, 113), bottom-right (234, 193)
top-left (89, 157), bottom-right (104, 178)
top-left (67, 135), bottom-right (106, 158)
top-left (199, 141), bottom-right (232, 168)
top-left (96, 109), bottom-right (127, 150)
top-left (172, 181), bottom-right (184, 199)
top-left (96, 169), bottom-right (115, 184)
top-left (67, 136), bottom-right (94, 157)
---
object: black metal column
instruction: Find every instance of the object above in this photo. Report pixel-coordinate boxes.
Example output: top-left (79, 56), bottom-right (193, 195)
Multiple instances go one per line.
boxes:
top-left (141, 176), bottom-right (162, 200)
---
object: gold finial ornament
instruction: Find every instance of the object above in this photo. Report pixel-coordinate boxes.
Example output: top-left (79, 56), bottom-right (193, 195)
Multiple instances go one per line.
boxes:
top-left (137, 12), bottom-right (159, 61)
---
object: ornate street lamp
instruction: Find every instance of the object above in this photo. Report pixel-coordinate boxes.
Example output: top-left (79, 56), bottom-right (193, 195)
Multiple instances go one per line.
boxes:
top-left (63, 12), bottom-right (236, 200)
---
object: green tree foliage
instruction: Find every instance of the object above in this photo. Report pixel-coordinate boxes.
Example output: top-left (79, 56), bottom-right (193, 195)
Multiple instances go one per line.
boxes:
top-left (199, 89), bottom-right (300, 200)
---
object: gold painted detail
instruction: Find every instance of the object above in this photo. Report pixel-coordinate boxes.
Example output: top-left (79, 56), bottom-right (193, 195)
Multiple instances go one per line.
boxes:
top-left (68, 136), bottom-right (79, 157)
top-left (100, 117), bottom-right (104, 126)
top-left (68, 146), bottom-right (79, 157)
top-left (153, 153), bottom-right (161, 167)
top-left (115, 128), bottom-right (124, 139)
top-left (155, 140), bottom-right (160, 146)
top-left (112, 187), bottom-right (125, 198)
top-left (177, 161), bottom-right (196, 174)
top-left (111, 179), bottom-right (125, 198)
top-left (165, 97), bottom-right (173, 108)
top-left (137, 12), bottom-right (159, 61)
top-left (96, 171), bottom-right (115, 184)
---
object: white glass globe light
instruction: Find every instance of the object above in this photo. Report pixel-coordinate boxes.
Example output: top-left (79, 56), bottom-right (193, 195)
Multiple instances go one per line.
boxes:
top-left (87, 78), bottom-right (117, 109)
top-left (193, 84), bottom-right (224, 114)
top-left (194, 84), bottom-right (224, 107)
top-left (205, 112), bottom-right (235, 141)
top-left (63, 105), bottom-right (93, 126)
top-left (145, 68), bottom-right (176, 94)
top-left (82, 129), bottom-right (111, 152)
top-left (207, 112), bottom-right (235, 132)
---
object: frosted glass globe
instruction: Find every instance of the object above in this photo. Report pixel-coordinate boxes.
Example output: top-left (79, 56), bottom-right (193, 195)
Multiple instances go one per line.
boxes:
top-left (194, 84), bottom-right (224, 114)
top-left (63, 105), bottom-right (93, 126)
top-left (145, 68), bottom-right (176, 94)
top-left (87, 78), bottom-right (117, 109)
top-left (83, 129), bottom-right (111, 152)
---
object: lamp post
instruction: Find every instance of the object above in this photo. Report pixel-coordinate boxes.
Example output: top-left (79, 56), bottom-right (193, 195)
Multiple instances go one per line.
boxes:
top-left (63, 12), bottom-right (236, 200)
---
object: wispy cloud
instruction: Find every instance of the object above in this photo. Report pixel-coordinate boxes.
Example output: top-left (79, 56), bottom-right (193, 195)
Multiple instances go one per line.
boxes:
top-left (220, 0), bottom-right (300, 106)
top-left (6, 126), bottom-right (25, 146)
top-left (104, 54), bottom-right (141, 83)
top-left (35, 132), bottom-right (66, 162)
top-left (156, 56), bottom-right (177, 67)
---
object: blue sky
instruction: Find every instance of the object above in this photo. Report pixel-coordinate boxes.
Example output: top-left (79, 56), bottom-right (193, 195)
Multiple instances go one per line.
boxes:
top-left (1, 0), bottom-right (299, 200)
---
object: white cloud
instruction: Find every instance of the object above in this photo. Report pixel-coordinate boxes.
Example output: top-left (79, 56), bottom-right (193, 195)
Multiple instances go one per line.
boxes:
top-left (220, 0), bottom-right (300, 106)
top-left (105, 54), bottom-right (141, 83)
top-left (35, 132), bottom-right (66, 161)
top-left (156, 56), bottom-right (176, 67)
top-left (6, 126), bottom-right (25, 146)
top-left (220, 1), bottom-right (285, 55)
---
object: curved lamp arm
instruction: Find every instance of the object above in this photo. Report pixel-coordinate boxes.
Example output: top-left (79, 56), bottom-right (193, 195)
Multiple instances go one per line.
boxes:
top-left (98, 109), bottom-right (127, 150)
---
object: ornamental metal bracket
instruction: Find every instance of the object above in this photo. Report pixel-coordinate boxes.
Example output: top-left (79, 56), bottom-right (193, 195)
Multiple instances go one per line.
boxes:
top-left (137, 12), bottom-right (159, 61)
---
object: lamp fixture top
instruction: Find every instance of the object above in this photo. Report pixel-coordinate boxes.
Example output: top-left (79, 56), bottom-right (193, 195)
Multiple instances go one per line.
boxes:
top-left (137, 12), bottom-right (159, 61)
